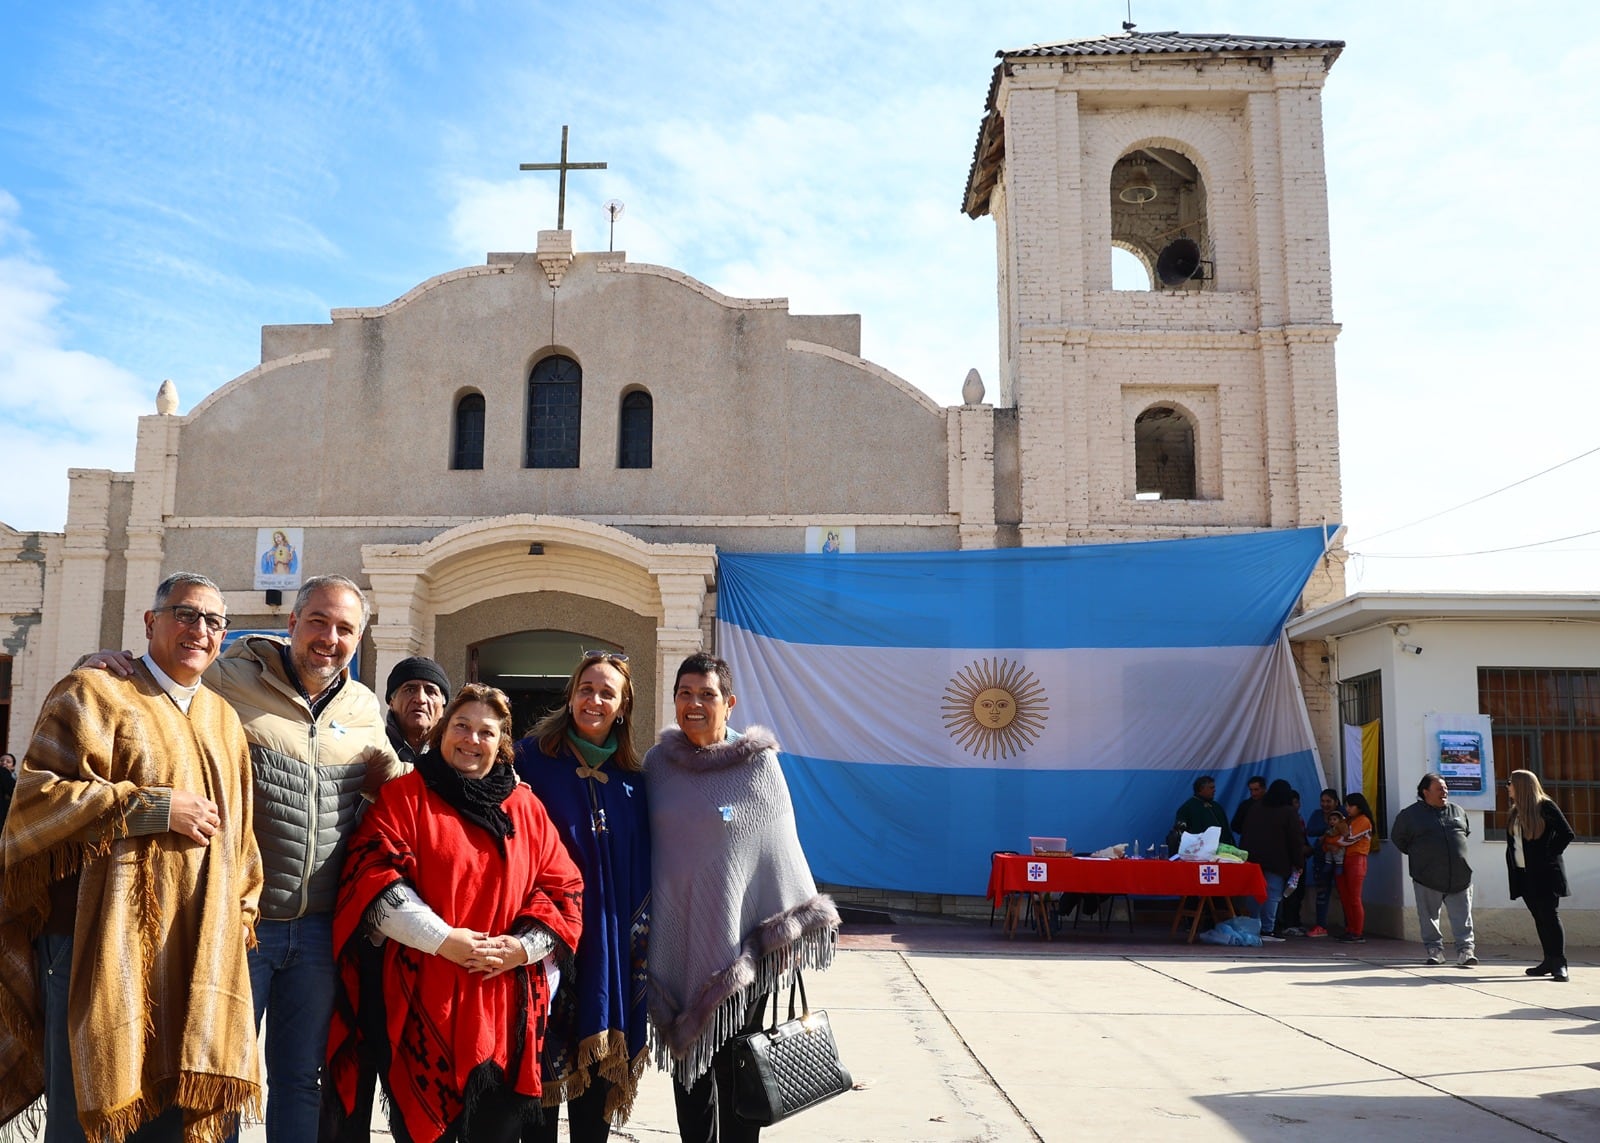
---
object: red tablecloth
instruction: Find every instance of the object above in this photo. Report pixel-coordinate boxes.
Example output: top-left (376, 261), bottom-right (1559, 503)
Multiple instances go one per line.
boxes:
top-left (987, 854), bottom-right (1267, 903)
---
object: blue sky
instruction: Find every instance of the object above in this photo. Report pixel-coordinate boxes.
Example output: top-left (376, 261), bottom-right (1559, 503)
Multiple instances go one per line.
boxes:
top-left (2, 1), bottom-right (1597, 593)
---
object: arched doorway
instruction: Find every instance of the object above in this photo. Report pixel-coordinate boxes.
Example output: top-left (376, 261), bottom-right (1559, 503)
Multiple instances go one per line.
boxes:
top-left (363, 515), bottom-right (715, 737)
top-left (470, 629), bottom-right (624, 738)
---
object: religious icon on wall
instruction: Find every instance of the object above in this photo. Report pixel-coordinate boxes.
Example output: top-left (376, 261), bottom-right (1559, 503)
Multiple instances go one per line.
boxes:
top-left (254, 527), bottom-right (303, 591)
top-left (804, 525), bottom-right (855, 554)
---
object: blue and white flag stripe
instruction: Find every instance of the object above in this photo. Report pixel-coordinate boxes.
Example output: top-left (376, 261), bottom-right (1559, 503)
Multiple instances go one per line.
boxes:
top-left (717, 527), bottom-right (1328, 649)
top-left (716, 527), bottom-right (1332, 895)
top-left (722, 634), bottom-right (1312, 773)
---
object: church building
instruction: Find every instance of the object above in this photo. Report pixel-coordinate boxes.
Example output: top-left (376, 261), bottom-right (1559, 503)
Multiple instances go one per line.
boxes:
top-left (1, 31), bottom-right (1349, 757)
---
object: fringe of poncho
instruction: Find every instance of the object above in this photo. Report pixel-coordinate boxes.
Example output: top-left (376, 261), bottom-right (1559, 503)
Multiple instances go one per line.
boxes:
top-left (538, 1031), bottom-right (651, 1126)
top-left (648, 896), bottom-right (839, 1088)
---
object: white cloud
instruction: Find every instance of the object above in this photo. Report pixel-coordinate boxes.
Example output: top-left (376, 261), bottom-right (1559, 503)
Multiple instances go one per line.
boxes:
top-left (0, 192), bottom-right (145, 532)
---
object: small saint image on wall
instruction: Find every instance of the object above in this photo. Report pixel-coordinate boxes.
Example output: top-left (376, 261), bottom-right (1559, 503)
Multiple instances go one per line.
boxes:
top-left (254, 527), bottom-right (303, 591)
top-left (805, 525), bottom-right (856, 554)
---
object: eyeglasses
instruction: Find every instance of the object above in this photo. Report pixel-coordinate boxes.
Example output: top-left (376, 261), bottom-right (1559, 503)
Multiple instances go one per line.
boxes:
top-left (582, 649), bottom-right (629, 663)
top-left (153, 604), bottom-right (230, 633)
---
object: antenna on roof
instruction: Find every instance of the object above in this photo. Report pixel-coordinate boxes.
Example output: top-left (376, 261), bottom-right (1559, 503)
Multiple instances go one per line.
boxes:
top-left (1123, 0), bottom-right (1136, 33)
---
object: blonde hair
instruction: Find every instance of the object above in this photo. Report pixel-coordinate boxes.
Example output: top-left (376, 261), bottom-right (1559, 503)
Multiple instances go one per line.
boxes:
top-left (1508, 769), bottom-right (1549, 841)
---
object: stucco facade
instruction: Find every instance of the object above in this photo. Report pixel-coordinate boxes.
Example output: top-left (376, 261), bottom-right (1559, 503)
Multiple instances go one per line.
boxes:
top-left (2, 32), bottom-right (1357, 832)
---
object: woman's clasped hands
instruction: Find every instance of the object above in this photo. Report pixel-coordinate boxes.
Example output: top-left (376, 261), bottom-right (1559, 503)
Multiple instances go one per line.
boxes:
top-left (438, 927), bottom-right (529, 978)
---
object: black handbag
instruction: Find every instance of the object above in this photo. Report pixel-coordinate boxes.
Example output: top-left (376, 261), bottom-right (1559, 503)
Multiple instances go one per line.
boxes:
top-left (730, 971), bottom-right (852, 1125)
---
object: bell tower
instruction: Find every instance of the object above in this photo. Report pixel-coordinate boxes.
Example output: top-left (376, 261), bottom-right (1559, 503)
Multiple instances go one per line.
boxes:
top-left (963, 30), bottom-right (1346, 603)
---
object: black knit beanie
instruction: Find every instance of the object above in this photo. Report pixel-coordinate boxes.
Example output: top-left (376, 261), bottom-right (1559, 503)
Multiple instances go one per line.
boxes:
top-left (385, 656), bottom-right (452, 703)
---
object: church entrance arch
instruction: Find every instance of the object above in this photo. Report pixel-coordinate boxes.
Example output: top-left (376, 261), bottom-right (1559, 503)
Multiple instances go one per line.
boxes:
top-left (363, 515), bottom-right (716, 738)
top-left (470, 629), bottom-right (624, 738)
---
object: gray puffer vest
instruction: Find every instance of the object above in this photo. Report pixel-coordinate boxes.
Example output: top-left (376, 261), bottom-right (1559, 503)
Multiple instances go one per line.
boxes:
top-left (207, 636), bottom-right (405, 919)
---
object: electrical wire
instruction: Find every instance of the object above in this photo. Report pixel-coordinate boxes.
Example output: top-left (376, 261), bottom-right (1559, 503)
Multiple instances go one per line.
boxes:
top-left (1347, 443), bottom-right (1600, 546)
top-left (1354, 526), bottom-right (1600, 560)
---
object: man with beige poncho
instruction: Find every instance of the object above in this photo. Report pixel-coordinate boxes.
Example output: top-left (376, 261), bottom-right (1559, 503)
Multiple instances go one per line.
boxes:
top-left (0, 572), bottom-right (262, 1143)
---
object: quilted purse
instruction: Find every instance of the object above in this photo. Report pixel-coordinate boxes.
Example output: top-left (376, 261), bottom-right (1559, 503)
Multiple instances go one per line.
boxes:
top-left (730, 970), bottom-right (852, 1125)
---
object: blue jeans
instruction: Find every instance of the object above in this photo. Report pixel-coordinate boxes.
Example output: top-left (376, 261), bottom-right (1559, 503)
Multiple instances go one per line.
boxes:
top-left (248, 914), bottom-right (337, 1143)
top-left (38, 933), bottom-right (186, 1143)
top-left (1248, 871), bottom-right (1287, 936)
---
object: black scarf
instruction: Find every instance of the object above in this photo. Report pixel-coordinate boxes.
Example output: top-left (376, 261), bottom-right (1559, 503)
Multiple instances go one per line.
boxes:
top-left (415, 749), bottom-right (517, 855)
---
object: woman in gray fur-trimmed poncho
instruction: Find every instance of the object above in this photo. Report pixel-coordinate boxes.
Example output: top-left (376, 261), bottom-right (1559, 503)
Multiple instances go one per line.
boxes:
top-left (645, 652), bottom-right (838, 1143)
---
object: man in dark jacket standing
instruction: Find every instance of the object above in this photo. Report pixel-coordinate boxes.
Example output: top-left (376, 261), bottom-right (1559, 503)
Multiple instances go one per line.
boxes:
top-left (1390, 772), bottom-right (1476, 968)
top-left (1172, 775), bottom-right (1234, 846)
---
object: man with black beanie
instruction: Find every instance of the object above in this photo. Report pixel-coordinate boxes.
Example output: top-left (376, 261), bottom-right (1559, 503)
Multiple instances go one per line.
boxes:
top-left (384, 656), bottom-right (451, 762)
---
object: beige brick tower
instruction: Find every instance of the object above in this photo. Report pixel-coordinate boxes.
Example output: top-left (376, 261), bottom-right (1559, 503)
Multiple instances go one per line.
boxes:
top-left (963, 31), bottom-right (1346, 604)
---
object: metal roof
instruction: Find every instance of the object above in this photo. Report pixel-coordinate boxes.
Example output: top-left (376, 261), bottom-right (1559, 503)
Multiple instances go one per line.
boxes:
top-left (1001, 32), bottom-right (1344, 58)
top-left (962, 31), bottom-right (1345, 218)
top-left (1286, 593), bottom-right (1600, 641)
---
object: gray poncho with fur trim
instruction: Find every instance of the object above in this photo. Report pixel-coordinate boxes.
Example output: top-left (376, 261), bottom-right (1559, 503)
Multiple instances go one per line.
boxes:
top-left (644, 725), bottom-right (838, 1087)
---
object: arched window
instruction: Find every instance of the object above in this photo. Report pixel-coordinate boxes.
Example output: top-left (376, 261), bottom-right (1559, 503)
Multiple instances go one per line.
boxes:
top-left (1110, 146), bottom-right (1209, 291)
top-left (618, 389), bottom-right (653, 469)
top-left (1134, 406), bottom-right (1196, 500)
top-left (452, 392), bottom-right (485, 470)
top-left (526, 355), bottom-right (581, 468)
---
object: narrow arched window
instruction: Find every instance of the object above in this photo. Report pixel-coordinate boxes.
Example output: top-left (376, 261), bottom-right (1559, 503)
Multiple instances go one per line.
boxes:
top-left (1134, 405), bottom-right (1196, 500)
top-left (618, 390), bottom-right (653, 469)
top-left (452, 393), bottom-right (486, 470)
top-left (526, 355), bottom-right (581, 468)
top-left (1110, 146), bottom-right (1209, 291)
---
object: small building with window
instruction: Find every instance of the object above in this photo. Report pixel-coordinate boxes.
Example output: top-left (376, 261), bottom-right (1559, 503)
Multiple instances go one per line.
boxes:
top-left (1288, 594), bottom-right (1600, 944)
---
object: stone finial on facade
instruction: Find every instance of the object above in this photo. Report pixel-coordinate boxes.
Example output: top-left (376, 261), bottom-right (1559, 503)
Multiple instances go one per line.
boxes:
top-left (962, 368), bottom-right (986, 406)
top-left (536, 230), bottom-right (575, 289)
top-left (155, 378), bottom-right (179, 415)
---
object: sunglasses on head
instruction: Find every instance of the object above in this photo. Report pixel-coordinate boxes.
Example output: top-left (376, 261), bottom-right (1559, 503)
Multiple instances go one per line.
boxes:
top-left (582, 649), bottom-right (629, 663)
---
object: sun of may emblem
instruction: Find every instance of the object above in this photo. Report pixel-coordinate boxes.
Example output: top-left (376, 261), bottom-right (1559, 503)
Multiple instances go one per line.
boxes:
top-left (941, 657), bottom-right (1049, 760)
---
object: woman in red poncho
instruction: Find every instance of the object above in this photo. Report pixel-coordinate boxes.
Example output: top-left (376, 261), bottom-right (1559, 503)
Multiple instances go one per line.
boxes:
top-left (329, 684), bottom-right (584, 1143)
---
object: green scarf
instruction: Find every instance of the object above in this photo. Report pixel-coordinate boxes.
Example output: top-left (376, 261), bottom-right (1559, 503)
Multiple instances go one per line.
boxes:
top-left (567, 731), bottom-right (617, 782)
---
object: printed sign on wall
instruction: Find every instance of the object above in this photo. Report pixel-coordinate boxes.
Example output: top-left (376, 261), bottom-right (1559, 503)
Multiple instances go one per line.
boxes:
top-left (1422, 713), bottom-right (1496, 810)
top-left (254, 527), bottom-right (303, 591)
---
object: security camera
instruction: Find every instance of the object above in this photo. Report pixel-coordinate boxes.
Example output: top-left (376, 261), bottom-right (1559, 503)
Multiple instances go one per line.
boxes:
top-left (1399, 643), bottom-right (1423, 656)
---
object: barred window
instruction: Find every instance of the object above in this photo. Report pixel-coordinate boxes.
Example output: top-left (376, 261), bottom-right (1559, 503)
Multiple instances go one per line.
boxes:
top-left (618, 390), bottom-right (652, 469)
top-left (1479, 667), bottom-right (1600, 840)
top-left (526, 356), bottom-right (581, 468)
top-left (1338, 670), bottom-right (1387, 834)
top-left (452, 393), bottom-right (485, 470)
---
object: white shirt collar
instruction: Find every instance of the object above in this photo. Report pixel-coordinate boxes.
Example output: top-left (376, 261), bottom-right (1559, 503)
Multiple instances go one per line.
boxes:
top-left (142, 653), bottom-right (201, 714)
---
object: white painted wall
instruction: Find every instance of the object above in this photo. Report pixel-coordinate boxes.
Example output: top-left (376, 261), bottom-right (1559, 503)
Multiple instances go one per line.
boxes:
top-left (1324, 614), bottom-right (1599, 946)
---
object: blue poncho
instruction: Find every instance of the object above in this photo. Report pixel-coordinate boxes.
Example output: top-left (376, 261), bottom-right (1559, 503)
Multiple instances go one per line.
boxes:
top-left (514, 734), bottom-right (652, 1125)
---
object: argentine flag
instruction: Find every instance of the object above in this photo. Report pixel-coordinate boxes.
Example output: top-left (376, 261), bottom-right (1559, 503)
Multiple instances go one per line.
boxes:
top-left (716, 527), bottom-right (1332, 895)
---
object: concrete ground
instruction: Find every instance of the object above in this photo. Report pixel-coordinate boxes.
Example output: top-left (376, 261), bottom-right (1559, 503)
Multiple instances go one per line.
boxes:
top-left (287, 914), bottom-right (1599, 1142)
top-left (21, 914), bottom-right (1599, 1141)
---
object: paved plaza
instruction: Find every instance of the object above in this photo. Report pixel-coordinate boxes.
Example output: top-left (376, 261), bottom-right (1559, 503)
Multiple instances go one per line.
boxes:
top-left (253, 916), bottom-right (1594, 1142)
top-left (13, 916), bottom-right (1595, 1141)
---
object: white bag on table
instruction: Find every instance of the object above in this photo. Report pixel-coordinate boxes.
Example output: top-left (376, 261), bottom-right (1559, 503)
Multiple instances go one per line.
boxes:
top-left (1178, 826), bottom-right (1221, 861)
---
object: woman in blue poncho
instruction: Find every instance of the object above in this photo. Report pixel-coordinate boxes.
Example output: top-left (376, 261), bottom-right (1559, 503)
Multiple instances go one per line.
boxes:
top-left (515, 651), bottom-right (652, 1142)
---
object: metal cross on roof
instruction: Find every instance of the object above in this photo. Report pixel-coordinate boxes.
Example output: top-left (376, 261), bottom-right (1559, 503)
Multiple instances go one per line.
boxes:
top-left (519, 125), bottom-right (607, 231)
